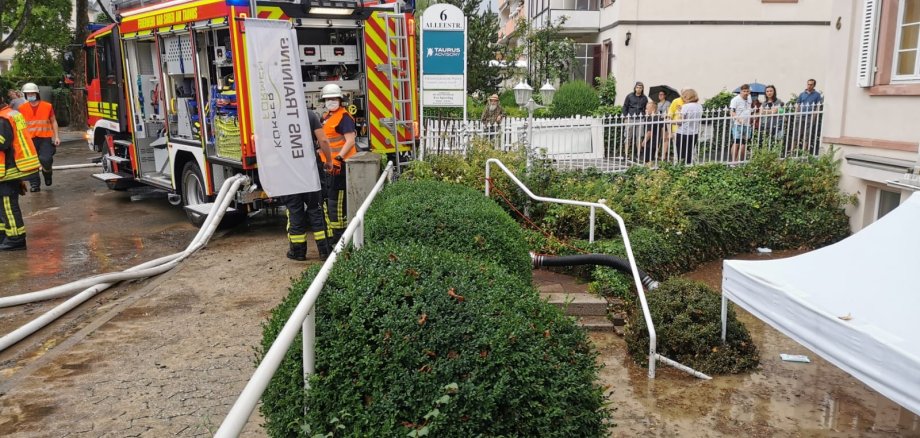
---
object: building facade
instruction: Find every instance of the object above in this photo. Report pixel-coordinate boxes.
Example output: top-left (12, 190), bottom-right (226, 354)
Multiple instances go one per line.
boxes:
top-left (511, 0), bottom-right (831, 101)
top-left (824, 0), bottom-right (920, 231)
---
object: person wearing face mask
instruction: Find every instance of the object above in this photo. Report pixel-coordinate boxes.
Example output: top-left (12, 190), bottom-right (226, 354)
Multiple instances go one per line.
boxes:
top-left (18, 83), bottom-right (60, 192)
top-left (317, 84), bottom-right (357, 246)
top-left (0, 93), bottom-right (41, 251)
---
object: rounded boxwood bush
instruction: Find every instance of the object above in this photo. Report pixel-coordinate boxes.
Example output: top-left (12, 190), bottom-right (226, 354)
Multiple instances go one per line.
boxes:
top-left (366, 179), bottom-right (533, 283)
top-left (625, 278), bottom-right (759, 375)
top-left (551, 80), bottom-right (600, 117)
top-left (259, 242), bottom-right (611, 437)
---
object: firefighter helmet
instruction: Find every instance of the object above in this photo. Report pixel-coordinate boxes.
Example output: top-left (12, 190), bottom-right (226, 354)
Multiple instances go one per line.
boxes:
top-left (22, 83), bottom-right (40, 94)
top-left (321, 84), bottom-right (343, 100)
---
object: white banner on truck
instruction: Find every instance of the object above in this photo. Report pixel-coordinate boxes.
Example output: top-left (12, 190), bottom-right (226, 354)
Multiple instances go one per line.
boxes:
top-left (244, 18), bottom-right (320, 197)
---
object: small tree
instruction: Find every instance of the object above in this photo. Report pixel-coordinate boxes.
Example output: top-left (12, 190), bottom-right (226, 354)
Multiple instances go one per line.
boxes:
top-left (444, 0), bottom-right (503, 95)
top-left (510, 18), bottom-right (575, 87)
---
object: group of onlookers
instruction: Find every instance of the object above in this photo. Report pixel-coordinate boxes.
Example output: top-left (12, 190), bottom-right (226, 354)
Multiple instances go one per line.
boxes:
top-left (623, 79), bottom-right (824, 165)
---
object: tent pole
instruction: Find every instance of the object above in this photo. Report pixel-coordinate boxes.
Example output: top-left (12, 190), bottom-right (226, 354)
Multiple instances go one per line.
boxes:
top-left (721, 294), bottom-right (728, 342)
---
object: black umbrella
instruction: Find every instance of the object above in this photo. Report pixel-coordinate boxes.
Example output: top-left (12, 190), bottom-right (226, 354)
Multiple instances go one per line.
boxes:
top-left (649, 85), bottom-right (680, 102)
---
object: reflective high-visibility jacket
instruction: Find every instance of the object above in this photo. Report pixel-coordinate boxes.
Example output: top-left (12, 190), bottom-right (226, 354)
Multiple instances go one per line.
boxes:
top-left (319, 107), bottom-right (356, 163)
top-left (0, 106), bottom-right (40, 181)
top-left (18, 101), bottom-right (54, 138)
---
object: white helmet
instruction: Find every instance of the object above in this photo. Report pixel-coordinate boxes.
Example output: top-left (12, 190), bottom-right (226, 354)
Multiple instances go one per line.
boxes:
top-left (321, 83), bottom-right (343, 99)
top-left (22, 83), bottom-right (40, 94)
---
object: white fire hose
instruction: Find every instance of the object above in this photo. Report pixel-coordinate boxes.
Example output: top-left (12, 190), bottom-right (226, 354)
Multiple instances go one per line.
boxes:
top-left (0, 174), bottom-right (250, 352)
top-left (52, 163), bottom-right (102, 170)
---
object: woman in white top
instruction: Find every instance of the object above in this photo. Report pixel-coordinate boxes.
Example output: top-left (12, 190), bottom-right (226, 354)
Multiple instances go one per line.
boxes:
top-left (675, 89), bottom-right (703, 164)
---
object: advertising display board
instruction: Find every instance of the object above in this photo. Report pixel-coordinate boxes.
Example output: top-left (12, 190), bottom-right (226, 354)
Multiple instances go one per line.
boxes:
top-left (244, 19), bottom-right (320, 197)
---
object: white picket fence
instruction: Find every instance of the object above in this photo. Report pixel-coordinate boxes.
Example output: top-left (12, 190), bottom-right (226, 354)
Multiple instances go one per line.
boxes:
top-left (422, 103), bottom-right (825, 172)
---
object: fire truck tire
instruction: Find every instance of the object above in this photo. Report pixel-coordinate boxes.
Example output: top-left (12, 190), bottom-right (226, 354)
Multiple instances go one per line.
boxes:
top-left (181, 161), bottom-right (207, 227)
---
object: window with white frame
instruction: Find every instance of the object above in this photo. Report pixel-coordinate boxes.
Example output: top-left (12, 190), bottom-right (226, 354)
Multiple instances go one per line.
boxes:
top-left (877, 189), bottom-right (902, 219)
top-left (572, 43), bottom-right (601, 83)
top-left (893, 0), bottom-right (920, 81)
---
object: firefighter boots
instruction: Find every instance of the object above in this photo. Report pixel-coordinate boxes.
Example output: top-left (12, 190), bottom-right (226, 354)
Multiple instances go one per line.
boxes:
top-left (286, 242), bottom-right (307, 261)
top-left (43, 170), bottom-right (52, 186)
top-left (316, 239), bottom-right (332, 259)
top-left (331, 229), bottom-right (344, 246)
top-left (0, 235), bottom-right (26, 251)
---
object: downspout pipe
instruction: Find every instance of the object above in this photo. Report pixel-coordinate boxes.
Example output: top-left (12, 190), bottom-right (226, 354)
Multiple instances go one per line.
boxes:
top-left (532, 253), bottom-right (660, 291)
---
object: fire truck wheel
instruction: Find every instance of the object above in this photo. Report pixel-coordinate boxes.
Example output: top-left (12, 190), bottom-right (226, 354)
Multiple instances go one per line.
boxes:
top-left (181, 161), bottom-right (207, 227)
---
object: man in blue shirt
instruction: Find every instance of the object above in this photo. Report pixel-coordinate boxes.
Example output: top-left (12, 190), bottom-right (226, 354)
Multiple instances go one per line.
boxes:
top-left (797, 79), bottom-right (823, 110)
top-left (793, 79), bottom-right (823, 154)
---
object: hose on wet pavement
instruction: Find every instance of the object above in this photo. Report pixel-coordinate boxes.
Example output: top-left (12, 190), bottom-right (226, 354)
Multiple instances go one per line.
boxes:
top-left (0, 174), bottom-right (250, 352)
top-left (52, 163), bottom-right (102, 170)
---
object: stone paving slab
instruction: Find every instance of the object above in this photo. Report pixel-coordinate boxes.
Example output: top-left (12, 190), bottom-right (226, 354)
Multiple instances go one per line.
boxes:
top-left (0, 226), bottom-right (310, 437)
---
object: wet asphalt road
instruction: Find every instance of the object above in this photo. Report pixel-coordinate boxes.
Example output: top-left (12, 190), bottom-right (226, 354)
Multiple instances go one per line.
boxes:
top-left (0, 135), bottom-right (197, 294)
top-left (0, 135), bottom-right (200, 364)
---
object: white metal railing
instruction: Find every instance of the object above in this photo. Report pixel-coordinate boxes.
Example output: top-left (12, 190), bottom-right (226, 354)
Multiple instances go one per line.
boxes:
top-left (485, 158), bottom-right (711, 380)
top-left (425, 103), bottom-right (825, 172)
top-left (214, 162), bottom-right (395, 437)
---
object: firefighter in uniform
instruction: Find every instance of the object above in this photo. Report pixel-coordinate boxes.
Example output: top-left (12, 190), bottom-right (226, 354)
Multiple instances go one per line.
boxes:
top-left (0, 94), bottom-right (41, 251)
top-left (284, 109), bottom-right (334, 261)
top-left (18, 83), bottom-right (60, 191)
top-left (318, 84), bottom-right (357, 245)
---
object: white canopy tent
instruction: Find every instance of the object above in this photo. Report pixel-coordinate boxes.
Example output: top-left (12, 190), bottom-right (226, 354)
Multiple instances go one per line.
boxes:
top-left (722, 192), bottom-right (920, 416)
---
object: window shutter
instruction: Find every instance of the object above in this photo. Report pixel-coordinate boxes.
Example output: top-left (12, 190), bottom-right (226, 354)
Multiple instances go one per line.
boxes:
top-left (856, 0), bottom-right (881, 88)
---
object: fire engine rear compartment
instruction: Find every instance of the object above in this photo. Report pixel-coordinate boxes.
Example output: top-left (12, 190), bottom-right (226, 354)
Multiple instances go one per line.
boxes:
top-left (120, 17), bottom-right (370, 190)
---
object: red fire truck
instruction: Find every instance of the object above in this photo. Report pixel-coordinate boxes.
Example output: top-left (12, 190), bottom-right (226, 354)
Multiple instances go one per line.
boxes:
top-left (85, 0), bottom-right (418, 224)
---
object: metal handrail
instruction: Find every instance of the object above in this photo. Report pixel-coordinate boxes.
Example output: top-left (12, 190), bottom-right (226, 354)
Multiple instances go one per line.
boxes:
top-left (485, 158), bottom-right (710, 380)
top-left (215, 162), bottom-right (395, 437)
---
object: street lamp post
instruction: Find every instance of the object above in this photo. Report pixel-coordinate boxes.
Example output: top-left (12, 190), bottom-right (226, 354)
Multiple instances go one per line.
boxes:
top-left (513, 79), bottom-right (555, 216)
top-left (513, 79), bottom-right (556, 175)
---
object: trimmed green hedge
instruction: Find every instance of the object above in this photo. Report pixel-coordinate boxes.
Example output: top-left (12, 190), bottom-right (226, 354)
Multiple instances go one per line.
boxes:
top-left (259, 243), bottom-right (611, 437)
top-left (551, 80), bottom-right (600, 117)
top-left (366, 179), bottom-right (533, 283)
top-left (625, 279), bottom-right (759, 374)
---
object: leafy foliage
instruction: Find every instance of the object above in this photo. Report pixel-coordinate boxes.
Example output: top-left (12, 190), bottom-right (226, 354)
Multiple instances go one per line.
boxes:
top-left (510, 18), bottom-right (575, 86)
top-left (591, 104), bottom-right (622, 117)
top-left (702, 90), bottom-right (734, 110)
top-left (443, 0), bottom-right (503, 95)
top-left (366, 179), bottom-right (534, 283)
top-left (259, 243), bottom-right (611, 437)
top-left (9, 0), bottom-right (72, 80)
top-left (595, 76), bottom-right (617, 106)
top-left (551, 81), bottom-right (600, 117)
top-left (625, 279), bottom-right (759, 374)
top-left (405, 143), bottom-right (851, 374)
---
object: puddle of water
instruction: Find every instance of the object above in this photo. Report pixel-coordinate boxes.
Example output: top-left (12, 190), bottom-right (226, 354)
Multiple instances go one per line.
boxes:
top-left (591, 250), bottom-right (920, 437)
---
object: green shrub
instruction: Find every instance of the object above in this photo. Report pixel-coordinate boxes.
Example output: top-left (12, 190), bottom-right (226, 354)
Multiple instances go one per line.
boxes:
top-left (591, 104), bottom-right (622, 117)
top-left (259, 243), bottom-right (611, 437)
top-left (702, 89), bottom-right (734, 110)
top-left (625, 278), bottom-right (760, 374)
top-left (551, 80), bottom-right (600, 117)
top-left (595, 76), bottom-right (617, 106)
top-left (366, 179), bottom-right (533, 283)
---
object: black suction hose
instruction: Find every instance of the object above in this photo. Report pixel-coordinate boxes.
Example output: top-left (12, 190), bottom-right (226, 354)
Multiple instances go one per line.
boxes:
top-left (532, 253), bottom-right (660, 291)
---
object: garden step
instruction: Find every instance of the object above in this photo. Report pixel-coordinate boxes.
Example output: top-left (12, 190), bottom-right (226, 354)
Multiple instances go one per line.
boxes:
top-left (540, 292), bottom-right (608, 317)
top-left (576, 316), bottom-right (616, 332)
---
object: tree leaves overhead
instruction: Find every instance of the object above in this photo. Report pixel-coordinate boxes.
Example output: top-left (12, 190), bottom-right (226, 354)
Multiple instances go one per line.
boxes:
top-left (0, 0), bottom-right (34, 53)
top-left (440, 0), bottom-right (503, 95)
top-left (8, 0), bottom-right (72, 79)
